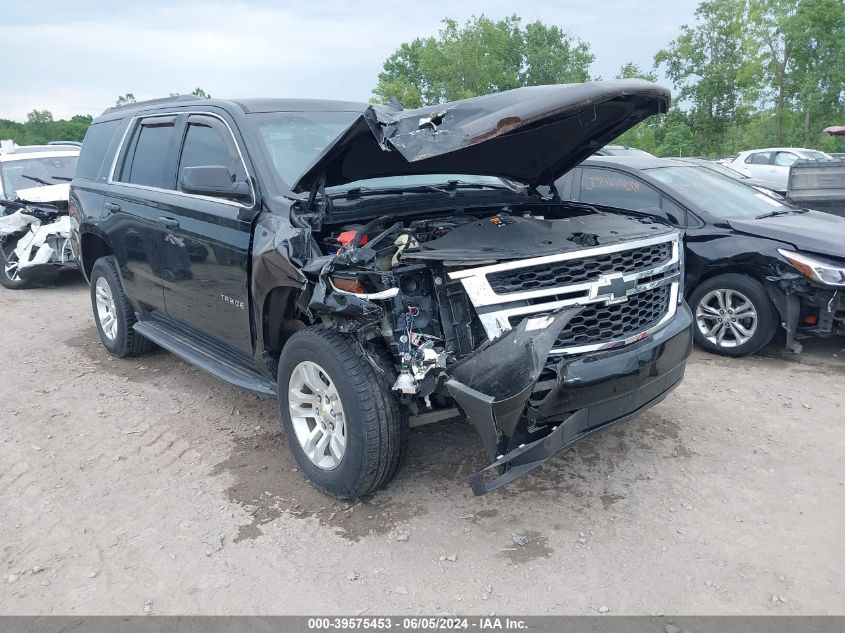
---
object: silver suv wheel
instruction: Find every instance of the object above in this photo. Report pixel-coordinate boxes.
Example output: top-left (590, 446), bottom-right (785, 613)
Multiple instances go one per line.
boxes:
top-left (695, 288), bottom-right (758, 348)
top-left (288, 360), bottom-right (347, 470)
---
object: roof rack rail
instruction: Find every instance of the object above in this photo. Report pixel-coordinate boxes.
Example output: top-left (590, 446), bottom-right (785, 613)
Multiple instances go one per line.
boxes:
top-left (47, 141), bottom-right (82, 147)
top-left (102, 94), bottom-right (203, 114)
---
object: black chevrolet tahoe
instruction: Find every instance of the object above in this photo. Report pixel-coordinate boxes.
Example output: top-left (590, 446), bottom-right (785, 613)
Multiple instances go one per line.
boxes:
top-left (70, 80), bottom-right (693, 497)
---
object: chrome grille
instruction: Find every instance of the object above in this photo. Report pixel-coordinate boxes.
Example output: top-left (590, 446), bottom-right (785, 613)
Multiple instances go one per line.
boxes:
top-left (488, 242), bottom-right (672, 295)
top-left (448, 233), bottom-right (682, 356)
top-left (555, 284), bottom-right (670, 348)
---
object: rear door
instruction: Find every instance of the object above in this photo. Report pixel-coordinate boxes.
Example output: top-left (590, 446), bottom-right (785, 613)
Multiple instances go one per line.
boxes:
top-left (159, 113), bottom-right (256, 354)
top-left (770, 151), bottom-right (799, 190)
top-left (107, 115), bottom-right (180, 313)
top-left (742, 151), bottom-right (775, 181)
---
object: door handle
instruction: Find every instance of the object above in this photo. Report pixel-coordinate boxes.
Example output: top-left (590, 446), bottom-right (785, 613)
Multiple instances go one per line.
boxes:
top-left (104, 202), bottom-right (120, 213)
top-left (158, 216), bottom-right (180, 229)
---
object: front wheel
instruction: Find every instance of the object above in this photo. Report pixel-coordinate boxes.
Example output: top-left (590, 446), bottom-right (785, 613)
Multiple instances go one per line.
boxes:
top-left (689, 273), bottom-right (778, 357)
top-left (277, 327), bottom-right (408, 499)
top-left (0, 237), bottom-right (31, 290)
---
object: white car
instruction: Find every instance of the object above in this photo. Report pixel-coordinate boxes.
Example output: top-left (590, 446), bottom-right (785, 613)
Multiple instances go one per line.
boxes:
top-left (0, 140), bottom-right (80, 288)
top-left (729, 147), bottom-right (831, 191)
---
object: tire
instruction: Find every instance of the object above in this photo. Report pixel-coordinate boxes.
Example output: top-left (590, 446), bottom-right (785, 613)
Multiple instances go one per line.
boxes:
top-left (689, 273), bottom-right (778, 357)
top-left (0, 237), bottom-right (32, 290)
top-left (89, 256), bottom-right (153, 357)
top-left (277, 326), bottom-right (408, 499)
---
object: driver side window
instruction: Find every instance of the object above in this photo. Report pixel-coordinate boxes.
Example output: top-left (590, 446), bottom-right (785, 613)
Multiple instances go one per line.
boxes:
top-left (178, 116), bottom-right (246, 195)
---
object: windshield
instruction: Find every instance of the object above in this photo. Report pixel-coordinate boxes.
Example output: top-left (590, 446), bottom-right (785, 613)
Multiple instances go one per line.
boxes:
top-left (798, 150), bottom-right (831, 160)
top-left (250, 111), bottom-right (359, 186)
top-left (688, 159), bottom-right (747, 180)
top-left (251, 110), bottom-right (515, 193)
top-left (647, 165), bottom-right (796, 219)
top-left (0, 155), bottom-right (78, 198)
top-left (604, 146), bottom-right (654, 157)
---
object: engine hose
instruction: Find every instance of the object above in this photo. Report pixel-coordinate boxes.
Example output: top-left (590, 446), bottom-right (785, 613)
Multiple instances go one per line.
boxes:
top-left (353, 215), bottom-right (393, 248)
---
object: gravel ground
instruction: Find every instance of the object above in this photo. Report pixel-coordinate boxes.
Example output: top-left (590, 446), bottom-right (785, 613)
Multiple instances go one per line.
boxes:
top-left (1, 275), bottom-right (844, 616)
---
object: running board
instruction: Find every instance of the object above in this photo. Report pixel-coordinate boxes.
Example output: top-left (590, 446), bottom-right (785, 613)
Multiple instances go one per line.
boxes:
top-left (133, 321), bottom-right (276, 398)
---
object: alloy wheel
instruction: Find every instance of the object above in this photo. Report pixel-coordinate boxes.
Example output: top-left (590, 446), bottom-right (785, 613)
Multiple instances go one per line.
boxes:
top-left (695, 288), bottom-right (758, 348)
top-left (3, 250), bottom-right (21, 282)
top-left (94, 277), bottom-right (119, 341)
top-left (288, 360), bottom-right (347, 470)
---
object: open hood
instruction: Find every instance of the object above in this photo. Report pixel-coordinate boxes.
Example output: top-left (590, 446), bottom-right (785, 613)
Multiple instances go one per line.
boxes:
top-left (292, 80), bottom-right (670, 193)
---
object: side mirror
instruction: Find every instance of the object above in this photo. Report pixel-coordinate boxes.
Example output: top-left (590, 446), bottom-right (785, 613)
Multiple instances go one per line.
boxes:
top-left (180, 165), bottom-right (251, 201)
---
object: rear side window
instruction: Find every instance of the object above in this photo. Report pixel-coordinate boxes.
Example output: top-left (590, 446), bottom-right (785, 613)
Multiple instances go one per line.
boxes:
top-left (579, 167), bottom-right (661, 210)
top-left (76, 120), bottom-right (120, 181)
top-left (119, 118), bottom-right (177, 189)
top-left (746, 152), bottom-right (772, 165)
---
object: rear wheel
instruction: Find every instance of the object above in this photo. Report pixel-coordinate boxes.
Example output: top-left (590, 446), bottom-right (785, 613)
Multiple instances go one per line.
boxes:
top-left (689, 274), bottom-right (778, 357)
top-left (89, 256), bottom-right (153, 357)
top-left (277, 327), bottom-right (408, 498)
top-left (0, 237), bottom-right (31, 290)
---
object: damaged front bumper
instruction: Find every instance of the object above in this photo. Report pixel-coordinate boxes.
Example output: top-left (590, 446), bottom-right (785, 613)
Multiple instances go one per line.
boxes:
top-left (765, 274), bottom-right (845, 351)
top-left (441, 302), bottom-right (693, 495)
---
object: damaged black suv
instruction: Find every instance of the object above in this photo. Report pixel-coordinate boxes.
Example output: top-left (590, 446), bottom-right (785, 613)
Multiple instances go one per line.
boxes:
top-left (70, 81), bottom-right (693, 497)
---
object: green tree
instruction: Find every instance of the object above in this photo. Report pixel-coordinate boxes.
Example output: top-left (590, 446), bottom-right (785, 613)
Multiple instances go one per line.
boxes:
top-left (191, 87), bottom-right (211, 98)
top-left (373, 15), bottom-right (594, 106)
top-left (115, 93), bottom-right (136, 107)
top-left (655, 0), bottom-right (760, 155)
top-left (520, 21), bottom-right (594, 85)
top-left (786, 0), bottom-right (845, 145)
top-left (615, 62), bottom-right (658, 83)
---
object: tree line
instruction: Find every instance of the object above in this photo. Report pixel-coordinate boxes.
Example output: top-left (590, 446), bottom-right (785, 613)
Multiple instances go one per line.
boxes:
top-left (374, 1), bottom-right (844, 157)
top-left (3, 1), bottom-right (844, 158)
top-left (0, 88), bottom-right (211, 147)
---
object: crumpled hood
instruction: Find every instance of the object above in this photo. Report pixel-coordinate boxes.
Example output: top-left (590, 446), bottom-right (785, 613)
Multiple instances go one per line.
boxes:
top-left (292, 80), bottom-right (670, 193)
top-left (12, 183), bottom-right (70, 204)
top-left (728, 210), bottom-right (845, 258)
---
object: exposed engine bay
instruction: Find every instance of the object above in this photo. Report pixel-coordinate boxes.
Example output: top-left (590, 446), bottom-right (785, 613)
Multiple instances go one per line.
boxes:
top-left (302, 204), bottom-right (683, 492)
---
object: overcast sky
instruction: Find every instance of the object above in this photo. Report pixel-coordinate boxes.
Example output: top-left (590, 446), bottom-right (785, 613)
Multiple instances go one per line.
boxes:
top-left (0, 0), bottom-right (699, 121)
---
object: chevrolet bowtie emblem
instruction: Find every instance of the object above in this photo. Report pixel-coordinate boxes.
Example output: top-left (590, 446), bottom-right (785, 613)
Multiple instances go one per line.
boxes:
top-left (590, 273), bottom-right (637, 305)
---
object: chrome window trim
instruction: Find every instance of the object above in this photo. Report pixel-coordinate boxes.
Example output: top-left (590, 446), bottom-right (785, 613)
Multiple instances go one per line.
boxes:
top-left (106, 111), bottom-right (256, 210)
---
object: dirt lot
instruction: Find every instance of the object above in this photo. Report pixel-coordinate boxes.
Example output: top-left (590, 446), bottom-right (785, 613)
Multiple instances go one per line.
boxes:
top-left (1, 276), bottom-right (844, 616)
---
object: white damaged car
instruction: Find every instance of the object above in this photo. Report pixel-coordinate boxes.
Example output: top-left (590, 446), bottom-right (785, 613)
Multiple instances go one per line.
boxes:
top-left (0, 140), bottom-right (80, 289)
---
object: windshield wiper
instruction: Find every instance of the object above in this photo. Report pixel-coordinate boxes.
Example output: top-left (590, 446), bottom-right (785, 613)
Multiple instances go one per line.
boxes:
top-left (333, 181), bottom-right (518, 199)
top-left (755, 209), bottom-right (797, 219)
top-left (20, 174), bottom-right (51, 186)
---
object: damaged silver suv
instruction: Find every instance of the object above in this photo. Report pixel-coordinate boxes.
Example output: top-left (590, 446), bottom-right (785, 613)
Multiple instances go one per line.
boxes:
top-left (70, 81), bottom-right (693, 497)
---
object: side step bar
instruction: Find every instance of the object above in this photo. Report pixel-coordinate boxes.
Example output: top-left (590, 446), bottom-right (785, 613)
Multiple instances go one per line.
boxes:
top-left (133, 321), bottom-right (276, 398)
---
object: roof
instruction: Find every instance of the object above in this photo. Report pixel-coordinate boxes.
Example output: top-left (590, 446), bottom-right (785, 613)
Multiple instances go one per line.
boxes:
top-left (737, 147), bottom-right (822, 154)
top-left (232, 98), bottom-right (369, 113)
top-left (98, 94), bottom-right (369, 120)
top-left (0, 144), bottom-right (79, 162)
top-left (582, 155), bottom-right (691, 170)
